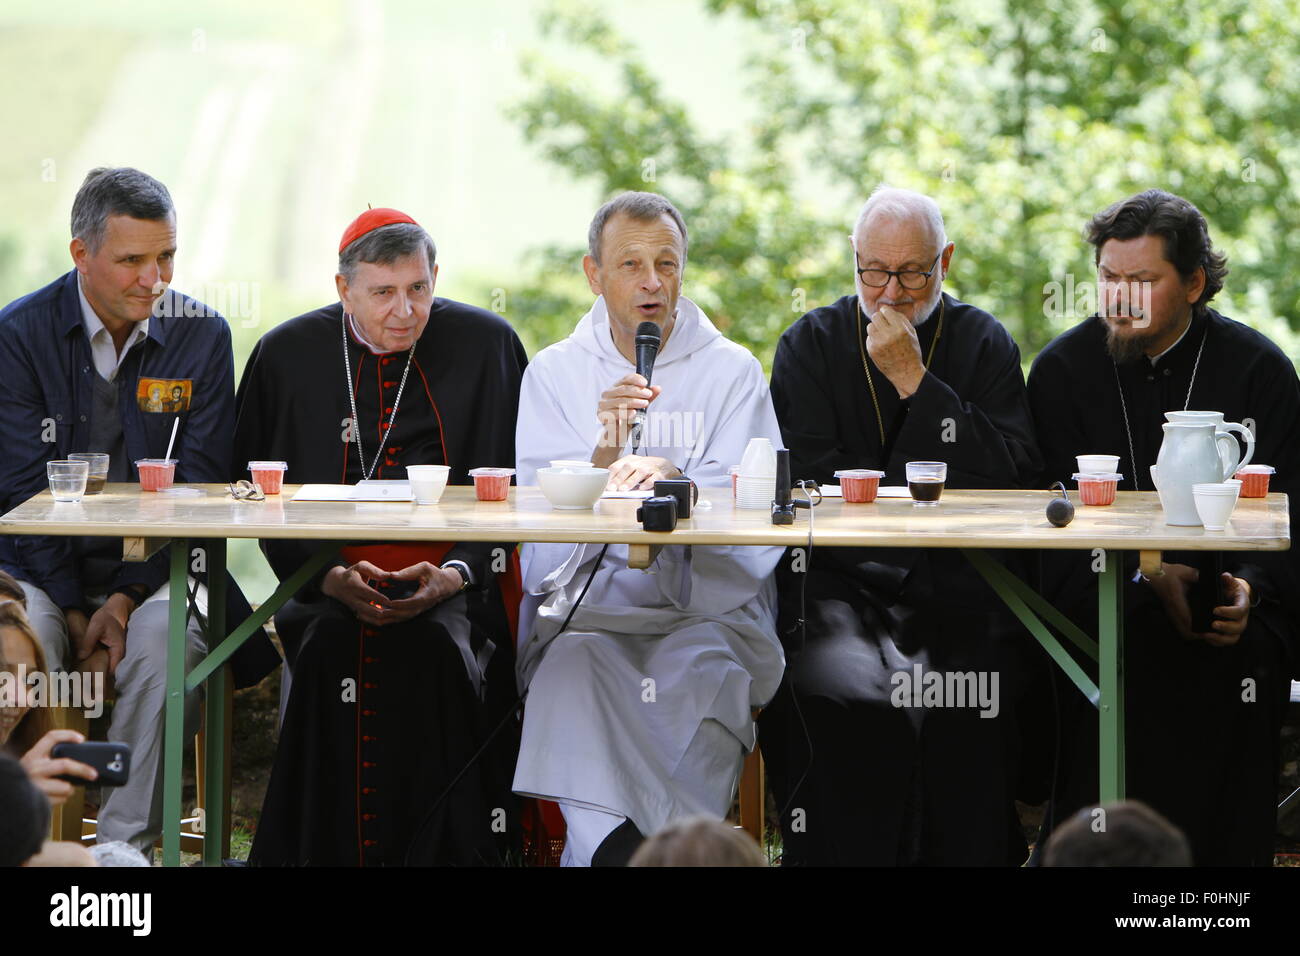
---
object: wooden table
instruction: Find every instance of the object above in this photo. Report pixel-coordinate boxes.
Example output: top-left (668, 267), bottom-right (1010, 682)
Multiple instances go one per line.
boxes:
top-left (2, 483), bottom-right (1289, 865)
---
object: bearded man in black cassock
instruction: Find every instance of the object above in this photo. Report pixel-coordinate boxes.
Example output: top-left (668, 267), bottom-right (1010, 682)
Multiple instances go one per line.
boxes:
top-left (235, 209), bottom-right (529, 866)
top-left (758, 187), bottom-right (1041, 865)
top-left (1027, 190), bottom-right (1300, 866)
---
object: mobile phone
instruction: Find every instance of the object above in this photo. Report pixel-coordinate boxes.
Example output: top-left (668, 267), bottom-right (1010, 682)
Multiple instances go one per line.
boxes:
top-left (50, 741), bottom-right (131, 788)
top-left (1187, 555), bottom-right (1226, 634)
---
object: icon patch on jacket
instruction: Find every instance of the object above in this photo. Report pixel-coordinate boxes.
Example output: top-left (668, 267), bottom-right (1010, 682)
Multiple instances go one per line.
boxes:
top-left (137, 378), bottom-right (192, 413)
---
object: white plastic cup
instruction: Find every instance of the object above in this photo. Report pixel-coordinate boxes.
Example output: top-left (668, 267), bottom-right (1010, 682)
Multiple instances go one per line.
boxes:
top-left (1192, 482), bottom-right (1240, 531)
top-left (1076, 454), bottom-right (1121, 474)
top-left (739, 438), bottom-right (777, 479)
top-left (407, 465), bottom-right (450, 505)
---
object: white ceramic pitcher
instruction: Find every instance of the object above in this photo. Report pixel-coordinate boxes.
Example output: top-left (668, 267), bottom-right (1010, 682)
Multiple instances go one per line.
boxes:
top-left (1163, 410), bottom-right (1254, 478)
top-left (1153, 421), bottom-right (1234, 526)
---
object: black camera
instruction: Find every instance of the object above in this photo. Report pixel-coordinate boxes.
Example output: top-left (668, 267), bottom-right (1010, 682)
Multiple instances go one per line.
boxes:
top-left (636, 495), bottom-right (678, 532)
top-left (652, 478), bottom-right (697, 519)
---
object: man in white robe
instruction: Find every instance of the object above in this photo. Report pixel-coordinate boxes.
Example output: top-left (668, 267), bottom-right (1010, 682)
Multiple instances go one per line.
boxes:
top-left (513, 191), bottom-right (785, 866)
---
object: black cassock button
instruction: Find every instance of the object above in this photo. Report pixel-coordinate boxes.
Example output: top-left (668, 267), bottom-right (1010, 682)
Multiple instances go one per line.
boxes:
top-left (1147, 375), bottom-right (1155, 382)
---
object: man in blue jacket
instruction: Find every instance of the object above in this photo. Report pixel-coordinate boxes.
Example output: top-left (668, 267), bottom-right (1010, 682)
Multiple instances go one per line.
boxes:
top-left (0, 166), bottom-right (267, 851)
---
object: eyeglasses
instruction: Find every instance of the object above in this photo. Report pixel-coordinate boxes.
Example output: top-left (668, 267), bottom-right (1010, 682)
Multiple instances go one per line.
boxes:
top-left (855, 251), bottom-right (943, 290)
top-left (227, 480), bottom-right (265, 501)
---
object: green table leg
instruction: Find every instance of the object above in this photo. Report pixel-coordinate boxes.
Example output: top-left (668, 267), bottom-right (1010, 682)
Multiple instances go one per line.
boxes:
top-left (202, 540), bottom-right (228, 867)
top-left (1098, 550), bottom-right (1126, 802)
top-left (162, 538), bottom-right (189, 867)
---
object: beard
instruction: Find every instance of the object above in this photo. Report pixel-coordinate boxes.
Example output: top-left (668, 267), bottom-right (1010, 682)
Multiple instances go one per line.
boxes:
top-left (860, 282), bottom-right (944, 327)
top-left (1103, 317), bottom-right (1156, 363)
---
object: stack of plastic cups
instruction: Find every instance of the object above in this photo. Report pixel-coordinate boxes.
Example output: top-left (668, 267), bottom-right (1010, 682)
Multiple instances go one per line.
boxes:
top-left (1192, 481), bottom-right (1241, 531)
top-left (736, 438), bottom-right (777, 510)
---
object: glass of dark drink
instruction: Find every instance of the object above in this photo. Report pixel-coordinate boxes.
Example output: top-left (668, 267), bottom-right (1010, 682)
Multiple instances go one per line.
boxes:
top-left (69, 453), bottom-right (110, 495)
top-left (906, 461), bottom-right (947, 506)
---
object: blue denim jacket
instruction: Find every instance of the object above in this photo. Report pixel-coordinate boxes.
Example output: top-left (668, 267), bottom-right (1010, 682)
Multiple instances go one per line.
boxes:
top-left (0, 270), bottom-right (236, 608)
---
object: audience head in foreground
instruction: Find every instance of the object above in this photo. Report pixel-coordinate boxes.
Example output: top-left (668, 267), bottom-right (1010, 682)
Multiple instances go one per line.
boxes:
top-left (1043, 800), bottom-right (1193, 867)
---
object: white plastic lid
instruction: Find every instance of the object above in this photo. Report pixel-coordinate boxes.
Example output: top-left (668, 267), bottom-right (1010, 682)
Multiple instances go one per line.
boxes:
top-left (469, 467), bottom-right (516, 477)
top-left (834, 469), bottom-right (886, 479)
top-left (136, 459), bottom-right (177, 466)
top-left (1072, 472), bottom-right (1123, 481)
top-left (248, 461), bottom-right (288, 471)
top-left (1235, 465), bottom-right (1275, 475)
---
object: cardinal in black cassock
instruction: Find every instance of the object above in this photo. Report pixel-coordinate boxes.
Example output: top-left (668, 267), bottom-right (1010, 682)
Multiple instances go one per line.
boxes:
top-left (760, 193), bottom-right (1041, 865)
top-left (234, 209), bottom-right (529, 866)
top-left (1030, 307), bottom-right (1300, 866)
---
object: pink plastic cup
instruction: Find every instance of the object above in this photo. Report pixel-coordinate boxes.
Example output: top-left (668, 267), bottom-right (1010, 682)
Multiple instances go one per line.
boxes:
top-left (468, 467), bottom-right (515, 502)
top-left (1234, 465), bottom-right (1275, 498)
top-left (834, 469), bottom-right (885, 503)
top-left (248, 460), bottom-right (287, 495)
top-left (1072, 471), bottom-right (1121, 506)
top-left (136, 458), bottom-right (177, 492)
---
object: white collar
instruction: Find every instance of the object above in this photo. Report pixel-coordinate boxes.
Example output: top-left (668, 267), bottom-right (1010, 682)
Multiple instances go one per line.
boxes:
top-left (78, 274), bottom-right (149, 344)
top-left (347, 313), bottom-right (391, 355)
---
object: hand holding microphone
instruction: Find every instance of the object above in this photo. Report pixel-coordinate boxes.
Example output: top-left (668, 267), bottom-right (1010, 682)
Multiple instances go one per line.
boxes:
top-left (629, 321), bottom-right (662, 450)
top-left (593, 321), bottom-right (664, 467)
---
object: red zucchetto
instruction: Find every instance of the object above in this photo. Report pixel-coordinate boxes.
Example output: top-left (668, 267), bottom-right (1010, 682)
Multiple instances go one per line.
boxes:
top-left (338, 207), bottom-right (420, 253)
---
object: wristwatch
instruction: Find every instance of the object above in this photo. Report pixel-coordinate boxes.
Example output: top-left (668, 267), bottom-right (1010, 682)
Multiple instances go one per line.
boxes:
top-left (442, 560), bottom-right (473, 592)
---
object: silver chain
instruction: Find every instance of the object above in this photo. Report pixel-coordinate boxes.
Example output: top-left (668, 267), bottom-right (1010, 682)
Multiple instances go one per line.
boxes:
top-left (1112, 324), bottom-right (1208, 492)
top-left (342, 312), bottom-right (416, 481)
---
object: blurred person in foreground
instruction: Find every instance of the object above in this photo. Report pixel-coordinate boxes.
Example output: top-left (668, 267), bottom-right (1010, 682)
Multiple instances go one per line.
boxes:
top-left (1043, 800), bottom-right (1192, 866)
top-left (628, 816), bottom-right (767, 867)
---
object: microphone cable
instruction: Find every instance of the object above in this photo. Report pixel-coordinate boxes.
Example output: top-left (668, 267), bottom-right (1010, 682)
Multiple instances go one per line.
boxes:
top-left (775, 479), bottom-right (819, 835)
top-left (404, 542), bottom-right (610, 866)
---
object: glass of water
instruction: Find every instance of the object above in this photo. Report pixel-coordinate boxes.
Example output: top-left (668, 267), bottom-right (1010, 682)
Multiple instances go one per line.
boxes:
top-left (47, 460), bottom-right (89, 502)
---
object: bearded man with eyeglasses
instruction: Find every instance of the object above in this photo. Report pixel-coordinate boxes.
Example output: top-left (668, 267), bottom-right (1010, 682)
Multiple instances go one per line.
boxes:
top-left (759, 186), bottom-right (1042, 865)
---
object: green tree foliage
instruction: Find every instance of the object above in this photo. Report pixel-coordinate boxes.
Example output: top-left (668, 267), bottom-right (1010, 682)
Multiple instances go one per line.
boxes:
top-left (507, 0), bottom-right (1300, 366)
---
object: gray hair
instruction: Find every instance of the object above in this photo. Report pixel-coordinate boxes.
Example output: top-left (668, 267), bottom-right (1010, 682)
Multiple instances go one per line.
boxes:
top-left (338, 222), bottom-right (437, 284)
top-left (852, 185), bottom-right (947, 250)
top-left (587, 191), bottom-right (689, 264)
top-left (70, 167), bottom-right (175, 253)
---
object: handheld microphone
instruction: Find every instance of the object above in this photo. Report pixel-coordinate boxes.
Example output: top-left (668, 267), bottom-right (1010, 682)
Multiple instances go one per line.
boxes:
top-left (772, 448), bottom-right (813, 524)
top-left (629, 320), bottom-right (661, 451)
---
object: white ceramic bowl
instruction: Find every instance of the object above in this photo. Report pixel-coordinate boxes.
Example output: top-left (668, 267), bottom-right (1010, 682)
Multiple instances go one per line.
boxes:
top-left (537, 466), bottom-right (609, 510)
top-left (550, 459), bottom-right (594, 469)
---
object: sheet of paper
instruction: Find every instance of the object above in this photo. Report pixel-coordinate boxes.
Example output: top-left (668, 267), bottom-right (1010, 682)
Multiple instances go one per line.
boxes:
top-left (292, 482), bottom-right (413, 502)
top-left (600, 489), bottom-right (654, 499)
